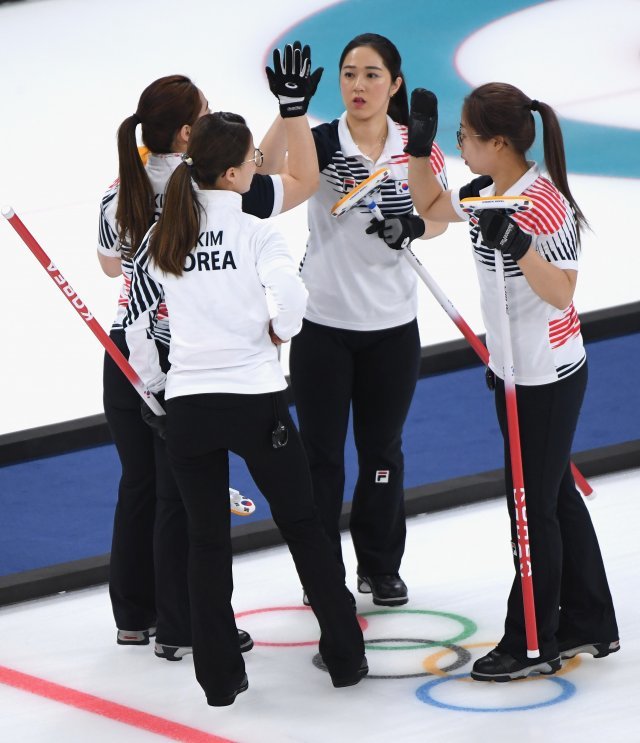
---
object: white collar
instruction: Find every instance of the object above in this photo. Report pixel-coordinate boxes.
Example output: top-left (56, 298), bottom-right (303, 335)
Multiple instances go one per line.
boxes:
top-left (338, 112), bottom-right (404, 164)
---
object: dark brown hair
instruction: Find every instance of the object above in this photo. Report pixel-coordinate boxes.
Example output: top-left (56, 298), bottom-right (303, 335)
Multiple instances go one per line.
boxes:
top-left (463, 82), bottom-right (587, 244)
top-left (148, 112), bottom-right (251, 276)
top-left (115, 75), bottom-right (202, 257)
top-left (339, 33), bottom-right (408, 125)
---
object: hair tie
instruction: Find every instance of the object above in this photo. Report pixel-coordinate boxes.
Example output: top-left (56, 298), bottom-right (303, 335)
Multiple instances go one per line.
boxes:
top-left (132, 113), bottom-right (141, 125)
top-left (530, 99), bottom-right (540, 112)
top-left (182, 154), bottom-right (194, 167)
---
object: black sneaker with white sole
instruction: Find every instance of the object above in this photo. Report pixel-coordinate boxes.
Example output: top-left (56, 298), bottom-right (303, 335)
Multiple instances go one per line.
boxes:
top-left (559, 639), bottom-right (620, 660)
top-left (470, 648), bottom-right (561, 682)
top-left (155, 629), bottom-right (254, 661)
top-left (357, 573), bottom-right (408, 606)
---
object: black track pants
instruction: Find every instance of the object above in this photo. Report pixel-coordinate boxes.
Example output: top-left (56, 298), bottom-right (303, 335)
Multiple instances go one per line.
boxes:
top-left (494, 362), bottom-right (618, 661)
top-left (289, 319), bottom-right (421, 576)
top-left (166, 391), bottom-right (365, 701)
top-left (103, 330), bottom-right (190, 644)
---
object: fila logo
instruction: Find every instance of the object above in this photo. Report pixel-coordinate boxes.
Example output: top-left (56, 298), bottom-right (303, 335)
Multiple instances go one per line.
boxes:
top-left (375, 470), bottom-right (390, 483)
top-left (343, 177), bottom-right (356, 192)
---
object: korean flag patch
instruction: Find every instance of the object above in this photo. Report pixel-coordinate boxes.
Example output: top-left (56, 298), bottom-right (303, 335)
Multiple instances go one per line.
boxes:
top-left (395, 180), bottom-right (409, 195)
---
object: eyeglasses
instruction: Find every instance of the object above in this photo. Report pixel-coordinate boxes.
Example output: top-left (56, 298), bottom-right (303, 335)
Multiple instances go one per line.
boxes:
top-left (456, 127), bottom-right (483, 149)
top-left (241, 148), bottom-right (264, 167)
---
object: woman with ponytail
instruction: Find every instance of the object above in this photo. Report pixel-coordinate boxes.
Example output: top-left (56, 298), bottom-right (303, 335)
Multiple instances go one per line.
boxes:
top-left (124, 112), bottom-right (367, 706)
top-left (396, 81), bottom-right (619, 681)
top-left (97, 45), bottom-right (322, 661)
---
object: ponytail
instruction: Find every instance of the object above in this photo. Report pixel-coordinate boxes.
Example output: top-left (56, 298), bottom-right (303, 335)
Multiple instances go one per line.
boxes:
top-left (148, 162), bottom-right (201, 276)
top-left (114, 75), bottom-right (202, 259)
top-left (534, 101), bottom-right (588, 244)
top-left (115, 114), bottom-right (155, 259)
top-left (464, 83), bottom-right (588, 246)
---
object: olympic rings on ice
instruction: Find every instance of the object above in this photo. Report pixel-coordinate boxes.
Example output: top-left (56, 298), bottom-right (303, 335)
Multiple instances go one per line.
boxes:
top-left (236, 604), bottom-right (584, 711)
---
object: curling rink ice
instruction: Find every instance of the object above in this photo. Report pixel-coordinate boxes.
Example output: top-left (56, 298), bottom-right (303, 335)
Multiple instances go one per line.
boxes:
top-left (1, 0), bottom-right (639, 740)
top-left (0, 468), bottom-right (638, 743)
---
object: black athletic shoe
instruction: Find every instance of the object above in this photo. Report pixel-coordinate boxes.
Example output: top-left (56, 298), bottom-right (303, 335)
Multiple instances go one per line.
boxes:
top-left (559, 639), bottom-right (620, 660)
top-left (117, 626), bottom-right (156, 646)
top-left (357, 573), bottom-right (408, 606)
top-left (470, 648), bottom-right (561, 682)
top-left (206, 674), bottom-right (249, 707)
top-left (154, 642), bottom-right (192, 661)
top-left (238, 629), bottom-right (254, 652)
top-left (155, 629), bottom-right (253, 661)
top-left (330, 657), bottom-right (369, 688)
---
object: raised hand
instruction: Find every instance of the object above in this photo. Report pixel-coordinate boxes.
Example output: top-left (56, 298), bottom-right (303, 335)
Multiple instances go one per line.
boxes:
top-left (265, 41), bottom-right (324, 118)
top-left (404, 88), bottom-right (438, 158)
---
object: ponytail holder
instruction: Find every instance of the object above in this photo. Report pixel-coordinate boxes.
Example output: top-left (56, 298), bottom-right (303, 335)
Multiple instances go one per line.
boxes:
top-left (530, 99), bottom-right (540, 112)
top-left (132, 113), bottom-right (141, 125)
top-left (182, 154), bottom-right (194, 167)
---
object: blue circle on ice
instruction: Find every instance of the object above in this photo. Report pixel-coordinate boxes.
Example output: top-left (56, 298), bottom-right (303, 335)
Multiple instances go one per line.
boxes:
top-left (415, 673), bottom-right (576, 712)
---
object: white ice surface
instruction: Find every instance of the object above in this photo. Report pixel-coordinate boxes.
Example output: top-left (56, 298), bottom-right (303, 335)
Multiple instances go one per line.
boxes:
top-left (0, 469), bottom-right (637, 743)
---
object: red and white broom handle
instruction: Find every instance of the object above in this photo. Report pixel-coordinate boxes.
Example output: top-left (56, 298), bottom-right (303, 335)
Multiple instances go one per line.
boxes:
top-left (366, 203), bottom-right (593, 499)
top-left (494, 249), bottom-right (539, 658)
top-left (2, 206), bottom-right (164, 416)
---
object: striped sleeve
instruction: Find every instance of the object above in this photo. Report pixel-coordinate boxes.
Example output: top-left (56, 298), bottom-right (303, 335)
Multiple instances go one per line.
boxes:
top-left (429, 142), bottom-right (448, 190)
top-left (516, 178), bottom-right (578, 267)
top-left (123, 234), bottom-right (166, 392)
top-left (97, 186), bottom-right (122, 257)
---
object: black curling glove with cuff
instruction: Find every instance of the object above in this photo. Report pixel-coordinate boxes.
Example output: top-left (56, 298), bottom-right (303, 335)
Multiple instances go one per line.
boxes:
top-left (478, 210), bottom-right (532, 261)
top-left (265, 40), bottom-right (323, 118)
top-left (366, 214), bottom-right (426, 250)
top-left (403, 88), bottom-right (438, 158)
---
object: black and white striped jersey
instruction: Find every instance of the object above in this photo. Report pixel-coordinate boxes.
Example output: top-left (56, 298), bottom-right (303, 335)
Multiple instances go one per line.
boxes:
top-left (124, 189), bottom-right (307, 398)
top-left (451, 163), bottom-right (585, 385)
top-left (97, 153), bottom-right (283, 345)
top-left (300, 112), bottom-right (447, 331)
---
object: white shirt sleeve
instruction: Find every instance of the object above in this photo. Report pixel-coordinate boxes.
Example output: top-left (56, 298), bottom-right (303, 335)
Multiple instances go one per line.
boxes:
top-left (255, 224), bottom-right (307, 341)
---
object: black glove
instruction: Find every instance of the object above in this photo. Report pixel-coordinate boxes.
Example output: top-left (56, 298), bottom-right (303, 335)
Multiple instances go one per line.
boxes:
top-left (366, 214), bottom-right (426, 250)
top-left (141, 390), bottom-right (167, 440)
top-left (403, 88), bottom-right (438, 158)
top-left (478, 210), bottom-right (532, 261)
top-left (265, 41), bottom-right (324, 118)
